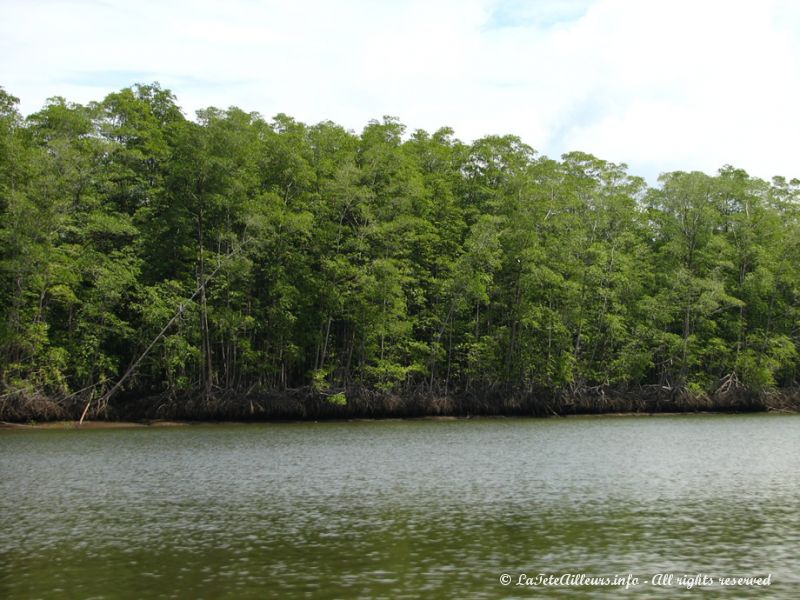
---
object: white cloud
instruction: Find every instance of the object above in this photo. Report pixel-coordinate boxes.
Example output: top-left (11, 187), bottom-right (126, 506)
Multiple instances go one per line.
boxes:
top-left (2, 0), bottom-right (800, 183)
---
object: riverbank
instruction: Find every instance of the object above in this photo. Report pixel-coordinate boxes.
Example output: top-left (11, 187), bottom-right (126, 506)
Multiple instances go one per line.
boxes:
top-left (0, 420), bottom-right (190, 429)
top-left (1, 385), bottom-right (798, 424)
top-left (4, 409), bottom-right (799, 431)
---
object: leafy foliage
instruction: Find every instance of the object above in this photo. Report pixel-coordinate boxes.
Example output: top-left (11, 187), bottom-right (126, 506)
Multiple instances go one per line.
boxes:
top-left (1, 84), bottom-right (799, 413)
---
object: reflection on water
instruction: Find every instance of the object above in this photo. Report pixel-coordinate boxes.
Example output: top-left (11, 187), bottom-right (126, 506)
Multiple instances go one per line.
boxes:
top-left (1, 414), bottom-right (799, 598)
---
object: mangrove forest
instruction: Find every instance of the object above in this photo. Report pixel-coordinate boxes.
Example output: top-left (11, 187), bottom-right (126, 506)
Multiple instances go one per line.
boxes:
top-left (1, 83), bottom-right (799, 421)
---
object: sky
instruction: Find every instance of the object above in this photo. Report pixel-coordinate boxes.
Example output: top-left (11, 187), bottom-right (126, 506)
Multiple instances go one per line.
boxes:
top-left (2, 0), bottom-right (800, 184)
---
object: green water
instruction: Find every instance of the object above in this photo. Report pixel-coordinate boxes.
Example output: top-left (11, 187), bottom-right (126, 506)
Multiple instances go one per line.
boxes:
top-left (1, 414), bottom-right (798, 599)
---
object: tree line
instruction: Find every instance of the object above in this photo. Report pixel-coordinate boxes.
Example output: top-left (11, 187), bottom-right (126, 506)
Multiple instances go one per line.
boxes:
top-left (1, 83), bottom-right (798, 419)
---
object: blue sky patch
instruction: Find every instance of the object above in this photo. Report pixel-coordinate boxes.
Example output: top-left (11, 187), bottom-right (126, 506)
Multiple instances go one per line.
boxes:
top-left (483, 0), bottom-right (593, 31)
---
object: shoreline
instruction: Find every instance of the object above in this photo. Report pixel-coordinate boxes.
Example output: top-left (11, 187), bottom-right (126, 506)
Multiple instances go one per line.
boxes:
top-left (3, 386), bottom-right (799, 427)
top-left (2, 409), bottom-right (796, 430)
top-left (0, 420), bottom-right (192, 430)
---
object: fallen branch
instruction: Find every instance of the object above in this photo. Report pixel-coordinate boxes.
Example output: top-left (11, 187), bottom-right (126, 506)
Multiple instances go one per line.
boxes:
top-left (79, 241), bottom-right (249, 425)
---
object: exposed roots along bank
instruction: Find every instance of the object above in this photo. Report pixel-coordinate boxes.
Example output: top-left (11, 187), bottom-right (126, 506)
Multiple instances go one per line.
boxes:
top-left (2, 386), bottom-right (797, 422)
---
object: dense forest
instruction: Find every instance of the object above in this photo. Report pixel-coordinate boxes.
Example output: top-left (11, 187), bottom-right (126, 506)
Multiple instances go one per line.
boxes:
top-left (1, 83), bottom-right (798, 421)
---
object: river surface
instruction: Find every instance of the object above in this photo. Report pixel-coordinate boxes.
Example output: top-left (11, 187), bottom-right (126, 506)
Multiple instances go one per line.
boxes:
top-left (1, 414), bottom-right (799, 599)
